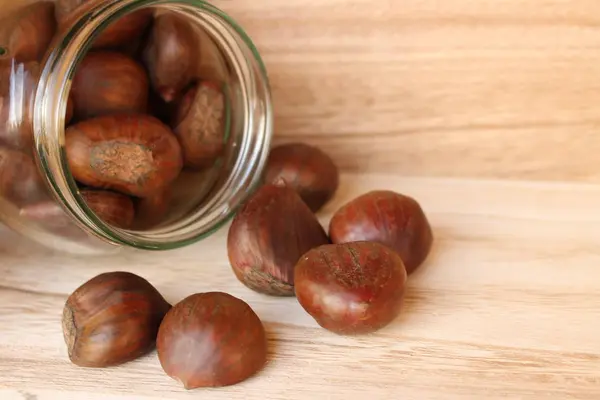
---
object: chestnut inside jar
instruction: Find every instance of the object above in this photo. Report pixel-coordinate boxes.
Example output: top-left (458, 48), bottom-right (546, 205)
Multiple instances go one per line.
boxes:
top-left (0, 0), bottom-right (273, 253)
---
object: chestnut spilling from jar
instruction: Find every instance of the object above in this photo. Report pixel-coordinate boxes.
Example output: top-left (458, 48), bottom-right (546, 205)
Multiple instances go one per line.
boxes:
top-left (58, 10), bottom-right (232, 230)
top-left (0, 0), bottom-right (271, 251)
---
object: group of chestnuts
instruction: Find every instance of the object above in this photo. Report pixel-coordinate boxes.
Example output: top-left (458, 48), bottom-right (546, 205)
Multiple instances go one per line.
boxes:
top-left (62, 140), bottom-right (434, 389)
top-left (1, 0), bottom-right (435, 392)
top-left (1, 1), bottom-right (227, 229)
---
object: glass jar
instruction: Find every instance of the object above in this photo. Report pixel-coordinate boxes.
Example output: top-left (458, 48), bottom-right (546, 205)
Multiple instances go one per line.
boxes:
top-left (0, 0), bottom-right (273, 254)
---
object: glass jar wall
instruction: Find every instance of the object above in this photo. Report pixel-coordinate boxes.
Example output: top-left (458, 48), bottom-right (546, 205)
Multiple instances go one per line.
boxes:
top-left (0, 0), bottom-right (273, 253)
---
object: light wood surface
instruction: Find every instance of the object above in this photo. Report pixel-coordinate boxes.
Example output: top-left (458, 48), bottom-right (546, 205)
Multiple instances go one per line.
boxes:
top-left (234, 0), bottom-right (600, 182)
top-left (2, 0), bottom-right (600, 399)
top-left (1, 174), bottom-right (600, 399)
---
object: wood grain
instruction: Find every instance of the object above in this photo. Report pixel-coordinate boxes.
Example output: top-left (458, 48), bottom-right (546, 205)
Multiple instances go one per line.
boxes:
top-left (1, 1), bottom-right (600, 399)
top-left (220, 0), bottom-right (600, 181)
top-left (1, 174), bottom-right (600, 399)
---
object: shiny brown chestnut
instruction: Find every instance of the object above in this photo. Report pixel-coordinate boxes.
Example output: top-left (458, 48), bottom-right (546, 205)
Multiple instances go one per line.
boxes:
top-left (133, 189), bottom-right (170, 229)
top-left (329, 190), bottom-right (433, 274)
top-left (157, 292), bottom-right (267, 389)
top-left (70, 51), bottom-right (149, 120)
top-left (0, 2), bottom-right (56, 62)
top-left (0, 146), bottom-right (46, 206)
top-left (143, 13), bottom-right (198, 103)
top-left (80, 189), bottom-right (135, 229)
top-left (55, 0), bottom-right (152, 49)
top-left (62, 271), bottom-right (171, 368)
top-left (295, 241), bottom-right (407, 335)
top-left (65, 114), bottom-right (183, 198)
top-left (171, 81), bottom-right (225, 169)
top-left (20, 188), bottom-right (135, 230)
top-left (264, 143), bottom-right (339, 212)
top-left (227, 184), bottom-right (330, 296)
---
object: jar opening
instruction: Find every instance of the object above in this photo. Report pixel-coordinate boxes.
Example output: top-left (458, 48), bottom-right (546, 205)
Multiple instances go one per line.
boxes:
top-left (32, 0), bottom-right (273, 251)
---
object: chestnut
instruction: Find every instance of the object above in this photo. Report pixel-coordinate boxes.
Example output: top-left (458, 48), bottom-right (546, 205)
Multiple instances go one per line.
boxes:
top-left (0, 2), bottom-right (56, 62)
top-left (227, 184), bottom-right (330, 296)
top-left (55, 0), bottom-right (152, 49)
top-left (0, 146), bottom-right (46, 206)
top-left (329, 190), bottom-right (433, 274)
top-left (21, 189), bottom-right (135, 229)
top-left (143, 13), bottom-right (198, 103)
top-left (70, 51), bottom-right (149, 120)
top-left (133, 189), bottom-right (170, 229)
top-left (65, 114), bottom-right (183, 198)
top-left (295, 241), bottom-right (407, 335)
top-left (171, 81), bottom-right (225, 170)
top-left (157, 292), bottom-right (267, 389)
top-left (62, 271), bottom-right (171, 368)
top-left (263, 143), bottom-right (339, 212)
top-left (80, 189), bottom-right (135, 229)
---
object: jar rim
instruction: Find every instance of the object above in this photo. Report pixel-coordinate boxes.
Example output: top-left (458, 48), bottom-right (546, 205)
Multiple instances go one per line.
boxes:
top-left (32, 0), bottom-right (273, 250)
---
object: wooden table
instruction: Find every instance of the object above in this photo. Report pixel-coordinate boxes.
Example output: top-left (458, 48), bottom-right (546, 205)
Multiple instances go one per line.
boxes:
top-left (2, 0), bottom-right (600, 399)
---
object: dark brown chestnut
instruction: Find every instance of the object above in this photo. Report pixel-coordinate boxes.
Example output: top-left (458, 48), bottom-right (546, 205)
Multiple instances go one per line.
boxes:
top-left (21, 188), bottom-right (136, 229)
top-left (329, 190), bottom-right (433, 274)
top-left (142, 13), bottom-right (198, 103)
top-left (0, 2), bottom-right (56, 62)
top-left (62, 271), bottom-right (171, 368)
top-left (263, 143), bottom-right (339, 212)
top-left (227, 184), bottom-right (330, 296)
top-left (70, 51), bottom-right (149, 120)
top-left (133, 189), bottom-right (170, 229)
top-left (55, 0), bottom-right (152, 49)
top-left (171, 81), bottom-right (225, 170)
top-left (156, 292), bottom-right (267, 389)
top-left (80, 189), bottom-right (135, 229)
top-left (295, 241), bottom-right (407, 335)
top-left (0, 146), bottom-right (46, 206)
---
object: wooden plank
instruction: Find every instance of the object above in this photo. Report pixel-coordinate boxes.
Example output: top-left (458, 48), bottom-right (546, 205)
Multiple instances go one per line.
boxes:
top-left (219, 0), bottom-right (600, 181)
top-left (0, 174), bottom-right (599, 399)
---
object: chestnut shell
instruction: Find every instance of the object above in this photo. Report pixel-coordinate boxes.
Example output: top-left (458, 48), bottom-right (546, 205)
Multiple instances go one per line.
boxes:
top-left (80, 189), bottom-right (135, 229)
top-left (227, 184), bottom-right (330, 296)
top-left (65, 114), bottom-right (183, 198)
top-left (133, 189), bottom-right (170, 229)
top-left (263, 143), bottom-right (339, 212)
top-left (328, 190), bottom-right (433, 274)
top-left (142, 13), bottom-right (197, 103)
top-left (295, 241), bottom-right (407, 335)
top-left (56, 0), bottom-right (152, 49)
top-left (0, 146), bottom-right (46, 206)
top-left (62, 271), bottom-right (171, 368)
top-left (70, 51), bottom-right (149, 120)
top-left (171, 81), bottom-right (225, 170)
top-left (157, 292), bottom-right (267, 389)
top-left (0, 2), bottom-right (56, 63)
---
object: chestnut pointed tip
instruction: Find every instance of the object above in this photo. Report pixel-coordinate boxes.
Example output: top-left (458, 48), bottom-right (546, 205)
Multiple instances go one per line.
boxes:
top-left (160, 88), bottom-right (176, 103)
top-left (173, 377), bottom-right (191, 390)
top-left (271, 177), bottom-right (288, 188)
